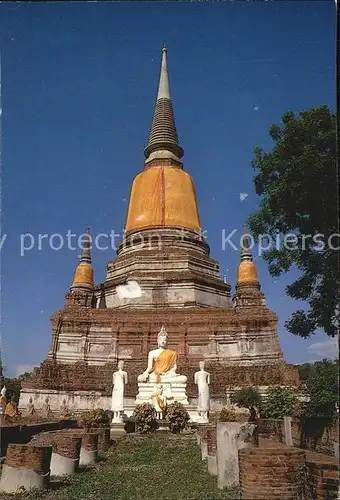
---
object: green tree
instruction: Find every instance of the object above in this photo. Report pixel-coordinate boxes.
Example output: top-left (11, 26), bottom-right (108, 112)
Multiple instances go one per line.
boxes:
top-left (230, 387), bottom-right (262, 409)
top-left (301, 359), bottom-right (339, 425)
top-left (247, 105), bottom-right (338, 338)
top-left (260, 386), bottom-right (297, 419)
top-left (3, 377), bottom-right (21, 403)
top-left (18, 371), bottom-right (33, 381)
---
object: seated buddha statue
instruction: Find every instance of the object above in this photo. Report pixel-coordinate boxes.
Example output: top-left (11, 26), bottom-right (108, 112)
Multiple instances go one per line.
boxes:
top-left (4, 398), bottom-right (21, 419)
top-left (138, 326), bottom-right (187, 384)
top-left (26, 397), bottom-right (36, 417)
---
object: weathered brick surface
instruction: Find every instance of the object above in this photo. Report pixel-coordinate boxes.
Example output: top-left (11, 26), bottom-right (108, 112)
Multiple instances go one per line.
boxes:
top-left (239, 445), bottom-right (306, 500)
top-left (25, 357), bottom-right (299, 400)
top-left (305, 451), bottom-right (339, 500)
top-left (82, 432), bottom-right (98, 451)
top-left (54, 436), bottom-right (82, 459)
top-left (5, 444), bottom-right (52, 474)
top-left (29, 431), bottom-right (82, 459)
top-left (206, 425), bottom-right (217, 456)
top-left (197, 423), bottom-right (215, 444)
top-left (22, 304), bottom-right (299, 400)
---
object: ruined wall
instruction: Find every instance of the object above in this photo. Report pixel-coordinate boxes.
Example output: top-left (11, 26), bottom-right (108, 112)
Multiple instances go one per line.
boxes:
top-left (24, 359), bottom-right (299, 401)
top-left (239, 446), bottom-right (306, 499)
top-left (305, 452), bottom-right (339, 500)
top-left (47, 305), bottom-right (285, 367)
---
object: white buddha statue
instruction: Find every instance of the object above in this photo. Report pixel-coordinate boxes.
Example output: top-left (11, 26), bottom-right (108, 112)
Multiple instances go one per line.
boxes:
top-left (138, 326), bottom-right (187, 384)
top-left (194, 361), bottom-right (210, 421)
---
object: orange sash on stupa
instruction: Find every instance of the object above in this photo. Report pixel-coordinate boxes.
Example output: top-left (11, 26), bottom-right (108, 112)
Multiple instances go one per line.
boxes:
top-left (153, 349), bottom-right (178, 383)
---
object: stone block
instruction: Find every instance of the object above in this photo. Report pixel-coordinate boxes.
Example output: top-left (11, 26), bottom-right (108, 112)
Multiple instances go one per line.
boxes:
top-left (217, 421), bottom-right (255, 489)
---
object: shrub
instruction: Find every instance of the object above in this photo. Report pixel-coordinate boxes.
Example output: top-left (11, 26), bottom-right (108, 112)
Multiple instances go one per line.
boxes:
top-left (260, 386), bottom-right (297, 419)
top-left (219, 407), bottom-right (249, 423)
top-left (133, 403), bottom-right (157, 434)
top-left (230, 387), bottom-right (262, 410)
top-left (302, 359), bottom-right (339, 426)
top-left (77, 408), bottom-right (111, 431)
top-left (166, 402), bottom-right (190, 433)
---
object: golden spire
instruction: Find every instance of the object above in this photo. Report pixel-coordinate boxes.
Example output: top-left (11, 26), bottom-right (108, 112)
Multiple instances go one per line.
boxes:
top-left (236, 226), bottom-right (259, 284)
top-left (125, 46), bottom-right (200, 233)
top-left (71, 228), bottom-right (94, 290)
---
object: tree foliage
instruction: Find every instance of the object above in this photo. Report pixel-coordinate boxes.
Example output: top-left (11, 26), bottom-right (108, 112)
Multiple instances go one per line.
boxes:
top-left (133, 403), bottom-right (157, 434)
top-left (219, 407), bottom-right (249, 423)
top-left (166, 402), bottom-right (190, 433)
top-left (3, 377), bottom-right (21, 403)
top-left (18, 371), bottom-right (34, 381)
top-left (260, 386), bottom-right (297, 419)
top-left (230, 387), bottom-right (262, 410)
top-left (299, 359), bottom-right (339, 425)
top-left (247, 106), bottom-right (338, 338)
top-left (78, 409), bottom-right (111, 430)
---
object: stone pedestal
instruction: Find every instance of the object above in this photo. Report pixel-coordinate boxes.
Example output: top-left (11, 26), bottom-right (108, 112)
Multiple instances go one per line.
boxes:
top-left (216, 421), bottom-right (255, 489)
top-left (0, 444), bottom-right (52, 493)
top-left (135, 381), bottom-right (189, 406)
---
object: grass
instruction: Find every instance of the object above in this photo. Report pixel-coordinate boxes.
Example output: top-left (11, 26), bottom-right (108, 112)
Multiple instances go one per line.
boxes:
top-left (0, 435), bottom-right (240, 500)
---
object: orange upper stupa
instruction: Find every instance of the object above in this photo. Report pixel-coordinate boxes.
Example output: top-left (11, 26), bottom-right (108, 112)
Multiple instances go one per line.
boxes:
top-left (71, 229), bottom-right (94, 290)
top-left (237, 228), bottom-right (259, 285)
top-left (125, 46), bottom-right (201, 233)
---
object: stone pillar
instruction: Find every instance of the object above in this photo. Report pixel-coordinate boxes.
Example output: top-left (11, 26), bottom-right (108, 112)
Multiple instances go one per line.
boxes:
top-left (239, 446), bottom-right (305, 500)
top-left (284, 416), bottom-right (293, 446)
top-left (0, 444), bottom-right (52, 493)
top-left (216, 421), bottom-right (255, 489)
top-left (97, 428), bottom-right (111, 452)
top-left (206, 425), bottom-right (217, 476)
top-left (79, 432), bottom-right (98, 466)
top-left (198, 424), bottom-right (209, 460)
top-left (50, 436), bottom-right (82, 477)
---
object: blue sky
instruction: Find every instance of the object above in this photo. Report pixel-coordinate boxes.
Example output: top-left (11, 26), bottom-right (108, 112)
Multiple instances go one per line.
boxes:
top-left (0, 2), bottom-right (336, 377)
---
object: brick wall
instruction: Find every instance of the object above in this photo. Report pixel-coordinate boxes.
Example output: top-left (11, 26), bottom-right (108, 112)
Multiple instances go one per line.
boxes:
top-left (197, 423), bottom-right (215, 447)
top-left (206, 424), bottom-right (217, 456)
top-left (53, 436), bottom-right (82, 459)
top-left (305, 451), bottom-right (339, 500)
top-left (24, 359), bottom-right (299, 400)
top-left (239, 445), bottom-right (306, 500)
top-left (5, 444), bottom-right (52, 474)
top-left (0, 420), bottom-right (77, 457)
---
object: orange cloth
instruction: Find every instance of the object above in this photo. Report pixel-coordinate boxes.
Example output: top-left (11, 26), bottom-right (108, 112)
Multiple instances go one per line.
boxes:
top-left (125, 166), bottom-right (201, 232)
top-left (4, 402), bottom-right (18, 417)
top-left (151, 393), bottom-right (166, 411)
top-left (0, 396), bottom-right (6, 407)
top-left (153, 349), bottom-right (178, 384)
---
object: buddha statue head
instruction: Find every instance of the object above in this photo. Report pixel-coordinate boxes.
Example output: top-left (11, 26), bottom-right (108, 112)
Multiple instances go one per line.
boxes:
top-left (199, 361), bottom-right (205, 371)
top-left (118, 360), bottom-right (124, 370)
top-left (157, 325), bottom-right (168, 348)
